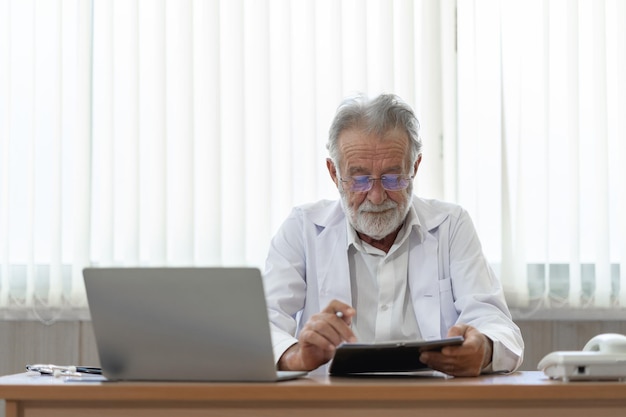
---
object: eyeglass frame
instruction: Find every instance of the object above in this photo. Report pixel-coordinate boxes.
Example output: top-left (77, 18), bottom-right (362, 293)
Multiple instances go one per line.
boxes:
top-left (338, 173), bottom-right (414, 193)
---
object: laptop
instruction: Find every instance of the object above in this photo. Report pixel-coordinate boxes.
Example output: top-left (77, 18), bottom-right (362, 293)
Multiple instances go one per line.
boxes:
top-left (83, 267), bottom-right (307, 382)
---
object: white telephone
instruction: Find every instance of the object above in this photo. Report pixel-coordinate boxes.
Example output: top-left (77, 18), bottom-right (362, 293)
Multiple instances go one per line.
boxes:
top-left (538, 333), bottom-right (626, 381)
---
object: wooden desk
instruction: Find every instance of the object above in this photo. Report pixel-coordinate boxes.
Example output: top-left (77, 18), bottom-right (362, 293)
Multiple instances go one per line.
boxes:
top-left (1, 371), bottom-right (626, 417)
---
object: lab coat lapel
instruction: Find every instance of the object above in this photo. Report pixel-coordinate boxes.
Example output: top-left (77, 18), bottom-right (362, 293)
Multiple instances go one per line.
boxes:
top-left (408, 230), bottom-right (441, 340)
top-left (316, 222), bottom-right (352, 310)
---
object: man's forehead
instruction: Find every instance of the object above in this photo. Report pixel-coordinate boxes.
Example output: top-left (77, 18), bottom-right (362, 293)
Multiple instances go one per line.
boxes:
top-left (338, 126), bottom-right (409, 145)
top-left (337, 128), bottom-right (410, 166)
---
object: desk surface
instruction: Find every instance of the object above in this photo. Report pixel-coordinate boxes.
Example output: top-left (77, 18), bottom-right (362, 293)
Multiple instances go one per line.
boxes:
top-left (1, 370), bottom-right (626, 400)
top-left (2, 371), bottom-right (626, 417)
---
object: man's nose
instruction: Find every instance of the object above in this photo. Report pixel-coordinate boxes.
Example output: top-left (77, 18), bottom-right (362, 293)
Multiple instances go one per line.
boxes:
top-left (366, 179), bottom-right (387, 205)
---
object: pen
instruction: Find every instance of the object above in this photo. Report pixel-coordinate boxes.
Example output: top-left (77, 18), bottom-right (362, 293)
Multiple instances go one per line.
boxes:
top-left (26, 364), bottom-right (102, 376)
top-left (335, 310), bottom-right (360, 342)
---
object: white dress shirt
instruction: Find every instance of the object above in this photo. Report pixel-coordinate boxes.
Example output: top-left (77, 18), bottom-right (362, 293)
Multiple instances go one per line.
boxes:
top-left (347, 206), bottom-right (422, 343)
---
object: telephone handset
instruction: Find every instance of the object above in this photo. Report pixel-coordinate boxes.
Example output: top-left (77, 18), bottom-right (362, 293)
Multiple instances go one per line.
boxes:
top-left (582, 333), bottom-right (626, 353)
top-left (538, 333), bottom-right (626, 381)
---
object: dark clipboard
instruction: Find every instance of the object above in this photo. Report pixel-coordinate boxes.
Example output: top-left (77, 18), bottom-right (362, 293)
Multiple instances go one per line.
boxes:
top-left (329, 336), bottom-right (464, 375)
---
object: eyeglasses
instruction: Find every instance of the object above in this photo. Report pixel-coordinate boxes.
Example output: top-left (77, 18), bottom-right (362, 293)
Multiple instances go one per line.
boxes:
top-left (339, 174), bottom-right (414, 192)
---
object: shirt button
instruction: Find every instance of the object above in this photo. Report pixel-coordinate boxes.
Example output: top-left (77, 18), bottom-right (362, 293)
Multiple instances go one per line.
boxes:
top-left (381, 305), bottom-right (389, 311)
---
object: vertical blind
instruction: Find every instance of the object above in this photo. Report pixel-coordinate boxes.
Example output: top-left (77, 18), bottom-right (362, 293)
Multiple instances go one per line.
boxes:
top-left (0, 0), bottom-right (93, 321)
top-left (457, 0), bottom-right (626, 316)
top-left (0, 0), bottom-right (452, 320)
top-left (2, 0), bottom-right (624, 322)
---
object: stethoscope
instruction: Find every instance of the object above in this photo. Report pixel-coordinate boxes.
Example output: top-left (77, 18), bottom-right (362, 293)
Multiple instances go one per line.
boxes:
top-left (26, 364), bottom-right (102, 378)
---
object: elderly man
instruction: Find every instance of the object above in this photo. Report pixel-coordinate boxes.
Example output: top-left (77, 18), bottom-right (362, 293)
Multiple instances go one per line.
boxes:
top-left (263, 93), bottom-right (524, 376)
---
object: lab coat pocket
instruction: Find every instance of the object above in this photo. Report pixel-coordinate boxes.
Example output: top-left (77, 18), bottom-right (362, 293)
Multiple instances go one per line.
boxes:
top-left (439, 277), bottom-right (458, 331)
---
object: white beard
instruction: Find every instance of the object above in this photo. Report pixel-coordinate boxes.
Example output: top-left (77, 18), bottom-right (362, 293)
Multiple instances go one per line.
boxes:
top-left (340, 185), bottom-right (412, 240)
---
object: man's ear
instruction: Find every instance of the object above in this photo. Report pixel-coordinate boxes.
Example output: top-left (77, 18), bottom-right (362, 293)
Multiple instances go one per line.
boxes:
top-left (326, 158), bottom-right (339, 187)
top-left (413, 154), bottom-right (422, 176)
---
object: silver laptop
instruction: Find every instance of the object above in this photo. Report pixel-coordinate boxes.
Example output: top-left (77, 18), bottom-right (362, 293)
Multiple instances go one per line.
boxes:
top-left (83, 267), bottom-right (307, 382)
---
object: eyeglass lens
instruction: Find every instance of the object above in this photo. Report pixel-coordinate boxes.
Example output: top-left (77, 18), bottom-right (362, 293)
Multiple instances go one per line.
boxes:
top-left (347, 175), bottom-right (410, 192)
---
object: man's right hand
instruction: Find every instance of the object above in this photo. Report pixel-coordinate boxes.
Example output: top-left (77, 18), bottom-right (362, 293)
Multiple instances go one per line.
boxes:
top-left (277, 300), bottom-right (356, 371)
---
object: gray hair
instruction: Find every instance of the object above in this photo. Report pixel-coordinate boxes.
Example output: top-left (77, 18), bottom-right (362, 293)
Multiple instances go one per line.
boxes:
top-left (326, 93), bottom-right (422, 168)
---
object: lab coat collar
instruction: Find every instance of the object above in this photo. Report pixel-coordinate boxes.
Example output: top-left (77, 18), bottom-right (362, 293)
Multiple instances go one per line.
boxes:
top-left (410, 196), bottom-right (450, 236)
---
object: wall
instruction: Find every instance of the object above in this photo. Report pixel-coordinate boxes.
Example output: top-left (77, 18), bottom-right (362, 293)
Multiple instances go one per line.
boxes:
top-left (0, 321), bottom-right (99, 375)
top-left (2, 319), bottom-right (626, 377)
top-left (517, 319), bottom-right (626, 369)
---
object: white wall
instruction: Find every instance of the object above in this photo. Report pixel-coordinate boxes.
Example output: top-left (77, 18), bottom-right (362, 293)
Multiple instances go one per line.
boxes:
top-left (2, 320), bottom-right (626, 377)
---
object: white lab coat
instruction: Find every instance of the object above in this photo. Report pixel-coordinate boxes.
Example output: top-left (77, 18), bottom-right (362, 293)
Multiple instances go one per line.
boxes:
top-left (263, 196), bottom-right (524, 374)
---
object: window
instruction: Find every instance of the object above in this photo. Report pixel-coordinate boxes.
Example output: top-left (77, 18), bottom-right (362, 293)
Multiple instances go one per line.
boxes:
top-left (1, 0), bottom-right (451, 320)
top-left (1, 0), bottom-right (624, 321)
top-left (457, 0), bottom-right (626, 315)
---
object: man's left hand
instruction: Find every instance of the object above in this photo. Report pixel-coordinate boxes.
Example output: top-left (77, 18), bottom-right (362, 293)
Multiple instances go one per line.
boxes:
top-left (419, 324), bottom-right (493, 377)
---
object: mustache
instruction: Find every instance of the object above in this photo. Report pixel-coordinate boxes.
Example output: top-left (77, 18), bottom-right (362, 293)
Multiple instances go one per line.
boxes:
top-left (358, 200), bottom-right (398, 213)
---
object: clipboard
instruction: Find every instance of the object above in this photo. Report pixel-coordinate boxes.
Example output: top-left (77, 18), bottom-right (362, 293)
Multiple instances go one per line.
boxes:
top-left (329, 336), bottom-right (464, 375)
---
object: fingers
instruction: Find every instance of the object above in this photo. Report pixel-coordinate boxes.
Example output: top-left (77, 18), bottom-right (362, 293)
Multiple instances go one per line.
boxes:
top-left (446, 323), bottom-right (467, 338)
top-left (419, 325), bottom-right (489, 377)
top-left (419, 351), bottom-right (477, 377)
top-left (316, 300), bottom-right (357, 344)
top-left (283, 300), bottom-right (358, 372)
top-left (319, 300), bottom-right (357, 343)
top-left (300, 316), bottom-right (349, 351)
top-left (323, 300), bottom-right (356, 323)
top-left (290, 300), bottom-right (357, 371)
